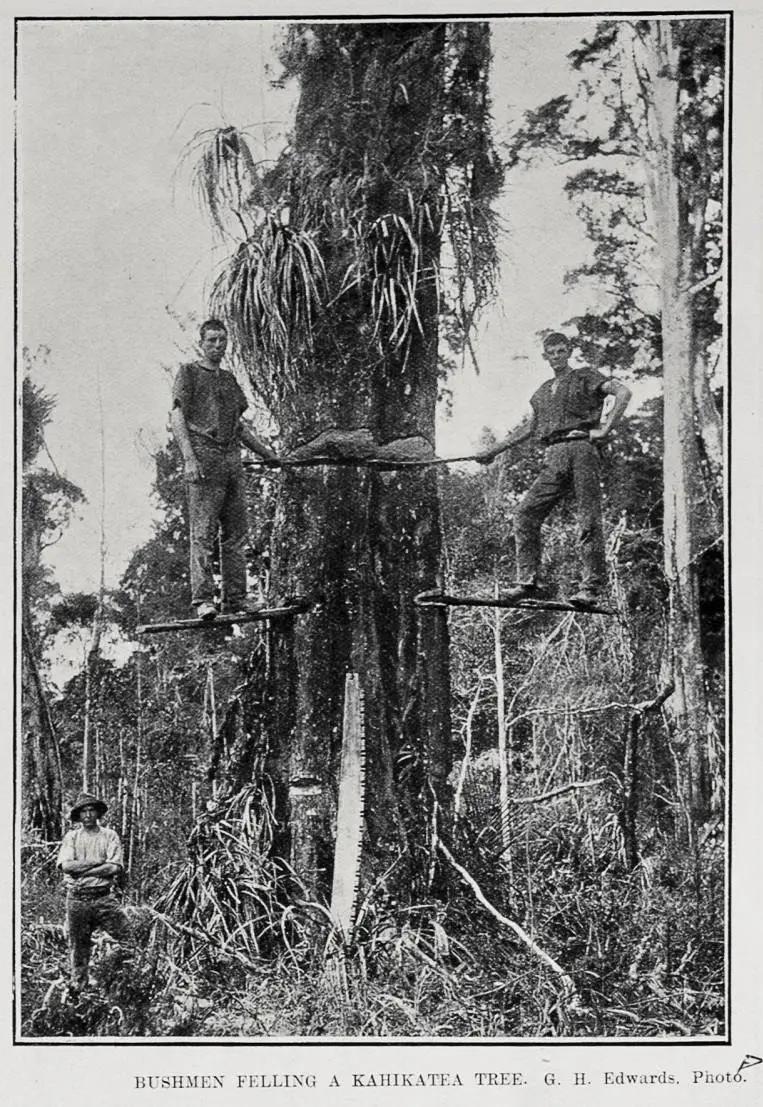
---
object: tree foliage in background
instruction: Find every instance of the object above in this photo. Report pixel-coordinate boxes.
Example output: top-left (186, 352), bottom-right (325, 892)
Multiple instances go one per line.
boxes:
top-left (21, 352), bottom-right (85, 838)
top-left (505, 16), bottom-right (726, 833)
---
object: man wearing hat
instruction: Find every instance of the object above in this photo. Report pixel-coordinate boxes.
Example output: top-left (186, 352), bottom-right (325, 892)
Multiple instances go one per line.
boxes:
top-left (57, 792), bottom-right (131, 989)
top-left (478, 332), bottom-right (631, 606)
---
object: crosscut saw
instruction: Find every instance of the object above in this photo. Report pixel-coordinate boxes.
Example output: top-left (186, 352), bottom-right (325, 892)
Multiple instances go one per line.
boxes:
top-left (330, 671), bottom-right (366, 936)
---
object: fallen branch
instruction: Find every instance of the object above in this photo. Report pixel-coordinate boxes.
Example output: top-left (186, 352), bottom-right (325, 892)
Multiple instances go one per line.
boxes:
top-left (454, 680), bottom-right (482, 828)
top-left (516, 778), bottom-right (607, 806)
top-left (684, 268), bottom-right (722, 298)
top-left (438, 841), bottom-right (578, 1002)
top-left (505, 697), bottom-right (667, 726)
top-left (400, 935), bottom-right (459, 986)
top-left (632, 681), bottom-right (675, 715)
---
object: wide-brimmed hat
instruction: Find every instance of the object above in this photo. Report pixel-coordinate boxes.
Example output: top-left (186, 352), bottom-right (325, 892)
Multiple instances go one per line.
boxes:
top-left (69, 792), bottom-right (107, 822)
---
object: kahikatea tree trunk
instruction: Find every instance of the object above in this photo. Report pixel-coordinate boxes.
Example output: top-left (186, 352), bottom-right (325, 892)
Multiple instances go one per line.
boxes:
top-left (266, 235), bottom-right (452, 899)
top-left (263, 25), bottom-right (453, 899)
top-left (205, 23), bottom-right (500, 900)
top-left (269, 460), bottom-right (451, 897)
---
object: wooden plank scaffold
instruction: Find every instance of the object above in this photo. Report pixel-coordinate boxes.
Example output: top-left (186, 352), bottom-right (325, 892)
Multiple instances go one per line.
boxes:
top-left (246, 453), bottom-right (479, 472)
top-left (136, 598), bottom-right (313, 635)
top-left (414, 590), bottom-right (617, 617)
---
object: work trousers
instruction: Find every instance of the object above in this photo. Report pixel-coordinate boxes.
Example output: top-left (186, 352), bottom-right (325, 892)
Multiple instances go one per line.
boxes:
top-left (187, 441), bottom-right (248, 608)
top-left (514, 440), bottom-right (606, 591)
top-left (65, 892), bottom-right (132, 986)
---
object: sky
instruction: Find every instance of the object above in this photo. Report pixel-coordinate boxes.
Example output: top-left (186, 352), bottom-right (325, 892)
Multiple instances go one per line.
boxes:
top-left (18, 17), bottom-right (604, 597)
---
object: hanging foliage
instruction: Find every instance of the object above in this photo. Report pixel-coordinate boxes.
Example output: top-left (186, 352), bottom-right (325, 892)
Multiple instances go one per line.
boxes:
top-left (210, 214), bottom-right (327, 401)
top-left (189, 125), bottom-right (264, 238)
top-left (192, 22), bottom-right (504, 400)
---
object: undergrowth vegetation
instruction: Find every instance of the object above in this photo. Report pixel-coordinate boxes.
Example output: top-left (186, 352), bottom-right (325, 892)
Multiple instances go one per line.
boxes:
top-left (20, 760), bottom-right (724, 1039)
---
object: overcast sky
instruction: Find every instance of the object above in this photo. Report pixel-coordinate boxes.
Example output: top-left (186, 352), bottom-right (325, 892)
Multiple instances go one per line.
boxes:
top-left (19, 17), bottom-right (601, 596)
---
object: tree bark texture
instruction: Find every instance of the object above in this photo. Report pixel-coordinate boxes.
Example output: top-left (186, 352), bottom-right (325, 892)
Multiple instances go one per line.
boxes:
top-left (21, 621), bottom-right (64, 840)
top-left (21, 477), bottom-right (64, 839)
top-left (263, 25), bottom-right (453, 899)
top-left (267, 376), bottom-right (451, 898)
top-left (630, 22), bottom-right (719, 830)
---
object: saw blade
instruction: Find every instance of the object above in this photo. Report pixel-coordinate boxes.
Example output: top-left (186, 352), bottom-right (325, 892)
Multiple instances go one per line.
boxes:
top-left (330, 671), bottom-right (366, 936)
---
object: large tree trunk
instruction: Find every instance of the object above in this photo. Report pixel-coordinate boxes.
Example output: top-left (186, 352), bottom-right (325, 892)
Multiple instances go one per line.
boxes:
top-left (631, 22), bottom-right (718, 832)
top-left (265, 25), bottom-right (452, 900)
top-left (267, 322), bottom-right (451, 899)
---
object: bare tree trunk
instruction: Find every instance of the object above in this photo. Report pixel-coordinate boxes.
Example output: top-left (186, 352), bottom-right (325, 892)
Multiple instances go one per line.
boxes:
top-left (83, 362), bottom-right (109, 791)
top-left (81, 578), bottom-right (106, 793)
top-left (692, 344), bottom-right (724, 496)
top-left (21, 620), bottom-right (64, 839)
top-left (688, 182), bottom-right (724, 498)
top-left (453, 680), bottom-right (481, 832)
top-left (621, 713), bottom-right (640, 870)
top-left (127, 653), bottom-right (144, 876)
top-left (629, 21), bottom-right (716, 832)
top-left (118, 727), bottom-right (128, 840)
top-left (94, 720), bottom-right (101, 795)
top-left (82, 643), bottom-right (93, 792)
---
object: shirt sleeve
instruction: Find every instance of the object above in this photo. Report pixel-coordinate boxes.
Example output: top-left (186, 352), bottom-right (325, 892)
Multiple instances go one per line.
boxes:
top-left (104, 829), bottom-right (125, 868)
top-left (235, 379), bottom-right (248, 418)
top-left (56, 830), bottom-right (76, 869)
top-left (172, 364), bottom-right (193, 413)
top-left (579, 366), bottom-right (607, 396)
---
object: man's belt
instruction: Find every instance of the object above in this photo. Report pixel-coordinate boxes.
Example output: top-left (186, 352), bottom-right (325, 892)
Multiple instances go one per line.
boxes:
top-left (543, 429), bottom-right (592, 446)
top-left (67, 886), bottom-right (112, 900)
top-left (188, 424), bottom-right (239, 452)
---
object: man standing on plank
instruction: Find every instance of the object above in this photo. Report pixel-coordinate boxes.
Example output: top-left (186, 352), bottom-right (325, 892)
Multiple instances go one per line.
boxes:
top-left (57, 792), bottom-right (132, 991)
top-left (478, 332), bottom-right (631, 607)
top-left (171, 318), bottom-right (279, 619)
